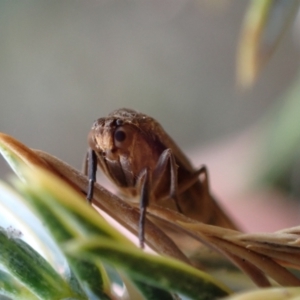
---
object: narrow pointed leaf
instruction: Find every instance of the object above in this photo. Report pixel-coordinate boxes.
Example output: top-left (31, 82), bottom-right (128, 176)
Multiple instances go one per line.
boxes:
top-left (16, 173), bottom-right (116, 299)
top-left (0, 269), bottom-right (39, 300)
top-left (65, 237), bottom-right (232, 300)
top-left (131, 281), bottom-right (175, 300)
top-left (0, 228), bottom-right (76, 299)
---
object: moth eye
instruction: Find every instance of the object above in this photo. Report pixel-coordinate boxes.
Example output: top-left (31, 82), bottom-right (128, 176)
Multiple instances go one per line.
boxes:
top-left (114, 125), bottom-right (134, 149)
top-left (114, 129), bottom-right (126, 143)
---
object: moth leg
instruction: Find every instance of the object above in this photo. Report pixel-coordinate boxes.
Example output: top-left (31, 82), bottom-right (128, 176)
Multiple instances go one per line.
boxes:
top-left (177, 165), bottom-right (208, 194)
top-left (86, 148), bottom-right (97, 204)
top-left (136, 168), bottom-right (150, 248)
top-left (198, 165), bottom-right (209, 194)
top-left (152, 148), bottom-right (182, 213)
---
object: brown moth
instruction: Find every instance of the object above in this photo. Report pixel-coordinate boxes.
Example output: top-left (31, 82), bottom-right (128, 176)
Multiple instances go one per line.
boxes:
top-left (85, 108), bottom-right (237, 247)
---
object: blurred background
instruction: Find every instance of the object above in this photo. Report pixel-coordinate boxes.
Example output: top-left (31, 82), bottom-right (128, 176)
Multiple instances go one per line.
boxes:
top-left (1, 1), bottom-right (300, 232)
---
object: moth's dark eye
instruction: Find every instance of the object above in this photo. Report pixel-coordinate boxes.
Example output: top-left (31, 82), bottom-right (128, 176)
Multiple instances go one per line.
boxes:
top-left (114, 129), bottom-right (126, 143)
top-left (114, 125), bottom-right (134, 149)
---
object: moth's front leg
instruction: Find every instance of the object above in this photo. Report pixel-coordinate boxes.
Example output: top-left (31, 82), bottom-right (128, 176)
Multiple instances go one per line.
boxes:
top-left (152, 148), bottom-right (182, 213)
top-left (177, 165), bottom-right (209, 195)
top-left (85, 148), bottom-right (97, 204)
top-left (136, 148), bottom-right (181, 248)
top-left (152, 149), bottom-right (209, 213)
top-left (136, 167), bottom-right (151, 248)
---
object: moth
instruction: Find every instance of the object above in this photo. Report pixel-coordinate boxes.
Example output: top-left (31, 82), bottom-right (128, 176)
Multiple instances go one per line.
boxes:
top-left (85, 108), bottom-right (237, 247)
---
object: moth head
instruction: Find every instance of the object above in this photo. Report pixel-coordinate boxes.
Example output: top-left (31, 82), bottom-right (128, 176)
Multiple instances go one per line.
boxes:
top-left (88, 117), bottom-right (138, 161)
top-left (88, 109), bottom-right (164, 188)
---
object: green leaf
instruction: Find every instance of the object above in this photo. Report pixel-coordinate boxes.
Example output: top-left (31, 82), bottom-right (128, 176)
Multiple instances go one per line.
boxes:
top-left (0, 228), bottom-right (76, 299)
top-left (17, 178), bottom-right (113, 299)
top-left (0, 269), bottom-right (39, 300)
top-left (65, 237), bottom-right (231, 300)
top-left (132, 280), bottom-right (176, 300)
top-left (67, 257), bottom-right (111, 300)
